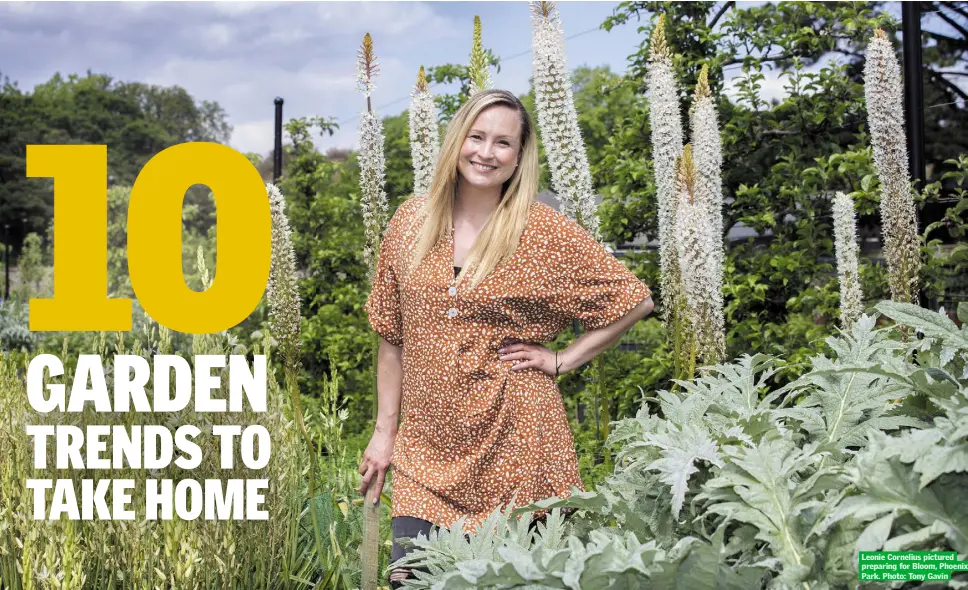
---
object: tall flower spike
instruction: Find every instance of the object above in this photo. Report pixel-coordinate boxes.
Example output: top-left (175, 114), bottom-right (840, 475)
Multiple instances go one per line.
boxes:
top-left (675, 145), bottom-right (719, 364)
top-left (357, 33), bottom-right (388, 271)
top-left (530, 0), bottom-right (599, 238)
top-left (833, 191), bottom-right (864, 331)
top-left (409, 66), bottom-right (440, 197)
top-left (689, 63), bottom-right (725, 360)
top-left (356, 32), bottom-right (379, 100)
top-left (864, 28), bottom-right (921, 304)
top-left (646, 14), bottom-right (685, 332)
top-left (468, 15), bottom-right (492, 95)
top-left (265, 183), bottom-right (301, 368)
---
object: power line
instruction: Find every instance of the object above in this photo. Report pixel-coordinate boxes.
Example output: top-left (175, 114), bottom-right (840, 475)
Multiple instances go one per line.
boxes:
top-left (330, 7), bottom-right (967, 130)
top-left (335, 24), bottom-right (604, 127)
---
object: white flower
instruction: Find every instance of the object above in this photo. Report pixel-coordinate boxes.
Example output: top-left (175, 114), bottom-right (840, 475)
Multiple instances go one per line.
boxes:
top-left (833, 191), bottom-right (864, 330)
top-left (646, 15), bottom-right (685, 330)
top-left (689, 64), bottom-right (725, 360)
top-left (864, 29), bottom-right (921, 304)
top-left (674, 146), bottom-right (720, 364)
top-left (358, 110), bottom-right (388, 270)
top-left (356, 33), bottom-right (378, 99)
top-left (356, 33), bottom-right (388, 272)
top-left (409, 66), bottom-right (440, 196)
top-left (266, 183), bottom-right (301, 364)
top-left (530, 1), bottom-right (599, 239)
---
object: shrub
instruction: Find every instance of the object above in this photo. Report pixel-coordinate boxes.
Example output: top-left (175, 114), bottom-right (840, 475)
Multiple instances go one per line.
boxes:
top-left (390, 300), bottom-right (968, 589)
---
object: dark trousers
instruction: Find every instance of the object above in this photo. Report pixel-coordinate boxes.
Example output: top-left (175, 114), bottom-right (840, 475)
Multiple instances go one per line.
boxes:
top-left (389, 516), bottom-right (435, 589)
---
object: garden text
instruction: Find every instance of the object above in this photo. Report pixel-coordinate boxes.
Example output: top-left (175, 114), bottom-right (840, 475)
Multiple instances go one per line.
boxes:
top-left (24, 354), bottom-right (271, 521)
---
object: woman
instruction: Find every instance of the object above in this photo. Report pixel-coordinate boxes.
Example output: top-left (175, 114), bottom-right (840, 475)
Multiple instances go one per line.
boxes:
top-left (360, 89), bottom-right (654, 587)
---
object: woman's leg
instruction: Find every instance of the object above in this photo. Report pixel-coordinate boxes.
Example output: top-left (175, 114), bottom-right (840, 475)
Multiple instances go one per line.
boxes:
top-left (390, 516), bottom-right (435, 589)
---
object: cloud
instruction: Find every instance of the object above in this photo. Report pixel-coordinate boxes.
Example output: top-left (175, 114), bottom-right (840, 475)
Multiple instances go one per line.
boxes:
top-left (232, 119), bottom-right (275, 156)
top-left (1, 2), bottom-right (640, 155)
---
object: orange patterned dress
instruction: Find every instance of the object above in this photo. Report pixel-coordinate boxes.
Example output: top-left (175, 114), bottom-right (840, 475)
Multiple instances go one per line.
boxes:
top-left (364, 195), bottom-right (651, 533)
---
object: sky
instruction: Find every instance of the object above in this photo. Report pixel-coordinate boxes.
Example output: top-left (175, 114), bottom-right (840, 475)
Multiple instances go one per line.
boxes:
top-left (0, 1), bottom-right (652, 154)
top-left (1, 1), bottom-right (961, 157)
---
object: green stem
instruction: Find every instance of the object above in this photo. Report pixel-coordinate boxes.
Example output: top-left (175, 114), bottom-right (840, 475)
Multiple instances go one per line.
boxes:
top-left (285, 364), bottom-right (324, 577)
top-left (687, 333), bottom-right (697, 381)
top-left (594, 354), bottom-right (612, 467)
top-left (362, 331), bottom-right (383, 589)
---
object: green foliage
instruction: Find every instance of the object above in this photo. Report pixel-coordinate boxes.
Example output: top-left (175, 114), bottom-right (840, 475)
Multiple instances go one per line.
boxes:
top-left (7, 4), bottom-right (968, 586)
top-left (297, 367), bottom-right (395, 589)
top-left (594, 2), bottom-right (963, 393)
top-left (106, 185), bottom-right (133, 298)
top-left (779, 315), bottom-right (925, 453)
top-left (0, 300), bottom-right (34, 351)
top-left (383, 112), bottom-right (416, 199)
top-left (0, 72), bottom-right (230, 252)
top-left (425, 50), bottom-right (501, 123)
top-left (922, 155), bottom-right (968, 308)
top-left (394, 300), bottom-right (968, 588)
top-left (0, 196), bottom-right (393, 589)
top-left (15, 232), bottom-right (43, 301)
top-left (0, 322), bottom-right (308, 588)
top-left (520, 65), bottom-right (637, 192)
top-left (279, 117), bottom-right (383, 430)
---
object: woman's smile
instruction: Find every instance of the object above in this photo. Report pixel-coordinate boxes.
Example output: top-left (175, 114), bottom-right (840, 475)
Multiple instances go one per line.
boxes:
top-left (471, 161), bottom-right (498, 173)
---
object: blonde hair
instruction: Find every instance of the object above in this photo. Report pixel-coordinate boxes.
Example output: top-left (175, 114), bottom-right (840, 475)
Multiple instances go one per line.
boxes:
top-left (402, 89), bottom-right (540, 292)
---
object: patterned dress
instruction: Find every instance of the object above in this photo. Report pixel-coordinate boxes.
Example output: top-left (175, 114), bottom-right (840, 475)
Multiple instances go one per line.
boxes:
top-left (364, 195), bottom-right (652, 533)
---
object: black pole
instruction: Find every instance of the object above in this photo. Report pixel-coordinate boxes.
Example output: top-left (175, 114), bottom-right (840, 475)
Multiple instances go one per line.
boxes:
top-left (4, 224), bottom-right (9, 301)
top-left (273, 97), bottom-right (284, 183)
top-left (902, 3), bottom-right (926, 191)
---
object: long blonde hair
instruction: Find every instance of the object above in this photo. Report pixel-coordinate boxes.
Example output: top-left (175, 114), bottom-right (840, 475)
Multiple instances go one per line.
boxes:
top-left (403, 89), bottom-right (540, 292)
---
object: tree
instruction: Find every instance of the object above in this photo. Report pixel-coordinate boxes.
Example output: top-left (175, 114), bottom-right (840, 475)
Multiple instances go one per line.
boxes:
top-left (426, 50), bottom-right (501, 123)
top-left (382, 111), bottom-right (416, 200)
top-left (905, 1), bottom-right (968, 175)
top-left (0, 71), bottom-right (231, 252)
top-left (279, 117), bottom-right (385, 428)
top-left (594, 2), bottom-right (912, 381)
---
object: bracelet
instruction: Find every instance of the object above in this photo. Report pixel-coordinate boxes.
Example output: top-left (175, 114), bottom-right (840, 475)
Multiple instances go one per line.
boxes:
top-left (555, 350), bottom-right (563, 378)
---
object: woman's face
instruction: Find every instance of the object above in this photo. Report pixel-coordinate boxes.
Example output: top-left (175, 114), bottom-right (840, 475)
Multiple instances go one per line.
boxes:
top-left (457, 105), bottom-right (522, 192)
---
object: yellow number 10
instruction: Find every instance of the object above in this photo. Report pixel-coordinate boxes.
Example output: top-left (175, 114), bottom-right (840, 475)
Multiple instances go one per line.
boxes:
top-left (27, 143), bottom-right (272, 334)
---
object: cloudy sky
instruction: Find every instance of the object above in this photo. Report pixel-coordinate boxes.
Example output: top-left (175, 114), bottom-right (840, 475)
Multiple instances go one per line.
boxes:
top-left (1, 1), bottom-right (656, 155)
top-left (3, 1), bottom-right (954, 157)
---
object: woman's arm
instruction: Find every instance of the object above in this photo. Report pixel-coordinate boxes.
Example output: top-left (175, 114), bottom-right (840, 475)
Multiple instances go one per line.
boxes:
top-left (375, 337), bottom-right (403, 435)
top-left (558, 296), bottom-right (654, 375)
top-left (358, 336), bottom-right (403, 501)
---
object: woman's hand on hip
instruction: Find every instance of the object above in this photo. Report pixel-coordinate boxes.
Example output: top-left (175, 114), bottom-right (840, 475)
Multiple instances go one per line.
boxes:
top-left (498, 341), bottom-right (557, 377)
top-left (358, 428), bottom-right (395, 504)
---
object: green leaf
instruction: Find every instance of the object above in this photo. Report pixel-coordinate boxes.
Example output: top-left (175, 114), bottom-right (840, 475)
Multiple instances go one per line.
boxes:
top-left (645, 422), bottom-right (724, 518)
top-left (855, 513), bottom-right (894, 552)
top-left (875, 301), bottom-right (968, 350)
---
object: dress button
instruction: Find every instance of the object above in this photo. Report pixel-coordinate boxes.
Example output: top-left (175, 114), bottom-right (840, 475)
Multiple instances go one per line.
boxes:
top-left (447, 307), bottom-right (458, 318)
top-left (448, 286), bottom-right (457, 296)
